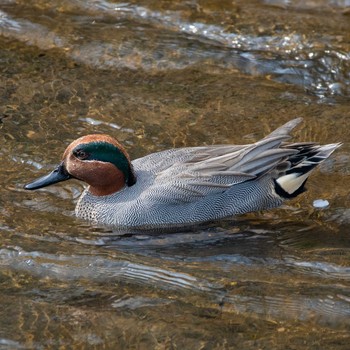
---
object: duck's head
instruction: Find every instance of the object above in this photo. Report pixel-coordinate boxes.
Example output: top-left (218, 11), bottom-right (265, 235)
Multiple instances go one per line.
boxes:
top-left (24, 134), bottom-right (136, 196)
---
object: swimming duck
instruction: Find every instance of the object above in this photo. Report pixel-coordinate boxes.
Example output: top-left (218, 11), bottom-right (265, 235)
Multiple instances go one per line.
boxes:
top-left (25, 118), bottom-right (340, 229)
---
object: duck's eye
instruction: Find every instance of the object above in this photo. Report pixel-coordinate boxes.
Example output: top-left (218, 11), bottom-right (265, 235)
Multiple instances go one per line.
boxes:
top-left (74, 149), bottom-right (89, 160)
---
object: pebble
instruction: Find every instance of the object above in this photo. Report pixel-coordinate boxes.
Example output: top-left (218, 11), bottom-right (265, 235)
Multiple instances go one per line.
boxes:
top-left (313, 199), bottom-right (330, 209)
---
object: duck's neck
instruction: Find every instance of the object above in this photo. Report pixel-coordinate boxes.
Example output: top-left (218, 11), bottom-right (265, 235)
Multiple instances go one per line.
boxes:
top-left (88, 181), bottom-right (126, 196)
top-left (81, 162), bottom-right (131, 196)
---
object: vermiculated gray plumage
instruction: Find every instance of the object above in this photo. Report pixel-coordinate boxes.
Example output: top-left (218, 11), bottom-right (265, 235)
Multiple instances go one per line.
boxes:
top-left (75, 118), bottom-right (340, 229)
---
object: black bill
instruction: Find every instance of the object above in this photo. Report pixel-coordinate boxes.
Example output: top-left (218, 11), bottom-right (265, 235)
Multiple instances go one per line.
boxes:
top-left (24, 162), bottom-right (72, 190)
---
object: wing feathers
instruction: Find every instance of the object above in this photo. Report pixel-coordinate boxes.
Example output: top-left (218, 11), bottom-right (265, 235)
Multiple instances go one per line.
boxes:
top-left (151, 119), bottom-right (306, 202)
top-left (140, 118), bottom-right (339, 204)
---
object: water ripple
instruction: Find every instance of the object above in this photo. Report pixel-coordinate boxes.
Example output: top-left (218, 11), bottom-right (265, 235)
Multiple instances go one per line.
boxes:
top-left (285, 257), bottom-right (350, 280)
top-left (0, 2), bottom-right (349, 96)
top-left (0, 247), bottom-right (219, 293)
top-left (0, 247), bottom-right (349, 325)
top-left (223, 293), bottom-right (350, 325)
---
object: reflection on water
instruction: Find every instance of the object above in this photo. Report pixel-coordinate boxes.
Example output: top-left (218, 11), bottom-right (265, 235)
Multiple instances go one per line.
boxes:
top-left (1, 0), bottom-right (350, 97)
top-left (1, 0), bottom-right (350, 349)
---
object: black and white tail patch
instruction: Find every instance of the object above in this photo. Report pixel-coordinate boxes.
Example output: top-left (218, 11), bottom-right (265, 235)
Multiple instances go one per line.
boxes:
top-left (274, 143), bottom-right (340, 199)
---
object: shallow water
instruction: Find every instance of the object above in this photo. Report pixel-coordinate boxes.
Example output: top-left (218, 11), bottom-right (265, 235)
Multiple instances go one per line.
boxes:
top-left (1, 0), bottom-right (350, 349)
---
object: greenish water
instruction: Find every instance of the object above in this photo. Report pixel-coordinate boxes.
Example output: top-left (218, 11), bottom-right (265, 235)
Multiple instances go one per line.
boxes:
top-left (1, 1), bottom-right (350, 349)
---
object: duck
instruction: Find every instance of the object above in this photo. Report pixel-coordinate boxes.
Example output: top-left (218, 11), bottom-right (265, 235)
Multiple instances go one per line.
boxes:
top-left (24, 118), bottom-right (340, 229)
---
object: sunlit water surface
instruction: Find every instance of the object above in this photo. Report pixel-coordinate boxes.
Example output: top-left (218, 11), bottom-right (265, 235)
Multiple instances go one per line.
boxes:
top-left (1, 0), bottom-right (350, 349)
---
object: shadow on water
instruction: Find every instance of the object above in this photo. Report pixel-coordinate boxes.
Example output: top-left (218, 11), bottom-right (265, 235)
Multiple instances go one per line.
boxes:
top-left (0, 0), bottom-right (350, 349)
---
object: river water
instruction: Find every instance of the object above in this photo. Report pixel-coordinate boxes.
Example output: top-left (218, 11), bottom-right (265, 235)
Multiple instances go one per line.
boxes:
top-left (1, 0), bottom-right (350, 349)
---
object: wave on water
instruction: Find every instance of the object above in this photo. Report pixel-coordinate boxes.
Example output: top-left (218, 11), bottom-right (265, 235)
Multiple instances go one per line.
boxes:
top-left (0, 1), bottom-right (349, 97)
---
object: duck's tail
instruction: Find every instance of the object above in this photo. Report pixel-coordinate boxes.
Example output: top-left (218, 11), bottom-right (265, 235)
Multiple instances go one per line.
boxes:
top-left (274, 142), bottom-right (341, 198)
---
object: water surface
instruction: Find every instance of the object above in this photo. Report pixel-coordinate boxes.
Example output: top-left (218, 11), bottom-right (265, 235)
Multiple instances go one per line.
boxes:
top-left (1, 0), bottom-right (350, 349)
